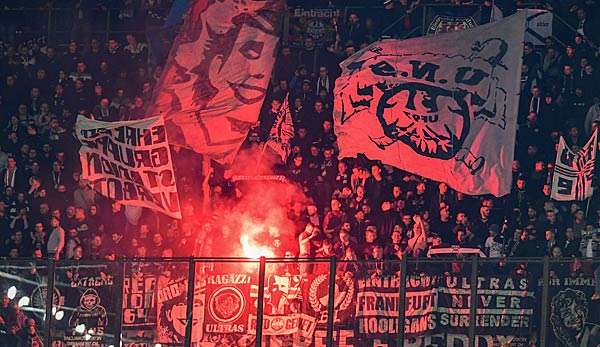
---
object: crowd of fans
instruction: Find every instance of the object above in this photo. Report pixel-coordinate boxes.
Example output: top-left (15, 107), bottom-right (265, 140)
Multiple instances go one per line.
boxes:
top-left (246, 0), bottom-right (600, 291)
top-left (0, 0), bottom-right (598, 287)
top-left (0, 0), bottom-right (599, 343)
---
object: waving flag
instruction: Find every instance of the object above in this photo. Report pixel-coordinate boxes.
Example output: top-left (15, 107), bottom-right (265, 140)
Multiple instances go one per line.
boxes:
top-left (551, 130), bottom-right (597, 201)
top-left (148, 0), bottom-right (283, 165)
top-left (266, 95), bottom-right (295, 162)
top-left (333, 13), bottom-right (525, 197)
top-left (76, 116), bottom-right (182, 219)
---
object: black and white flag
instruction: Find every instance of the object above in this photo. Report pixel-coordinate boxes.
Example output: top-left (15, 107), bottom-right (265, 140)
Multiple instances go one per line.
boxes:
top-left (551, 130), bottom-right (597, 201)
top-left (333, 13), bottom-right (525, 196)
top-left (76, 116), bottom-right (182, 218)
top-left (266, 94), bottom-right (294, 162)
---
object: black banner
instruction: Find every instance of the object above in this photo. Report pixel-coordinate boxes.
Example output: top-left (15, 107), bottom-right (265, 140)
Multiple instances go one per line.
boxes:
top-left (52, 263), bottom-right (119, 346)
top-left (547, 274), bottom-right (600, 347)
top-left (4, 260), bottom-right (600, 347)
top-left (423, 5), bottom-right (480, 36)
top-left (121, 271), bottom-right (157, 346)
top-left (354, 273), bottom-right (534, 346)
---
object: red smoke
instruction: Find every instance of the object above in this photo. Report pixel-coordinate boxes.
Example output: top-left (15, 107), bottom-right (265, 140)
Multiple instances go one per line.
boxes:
top-left (200, 144), bottom-right (304, 258)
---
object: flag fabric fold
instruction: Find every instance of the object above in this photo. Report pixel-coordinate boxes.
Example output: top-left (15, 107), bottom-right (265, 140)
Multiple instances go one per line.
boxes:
top-left (75, 116), bottom-right (182, 219)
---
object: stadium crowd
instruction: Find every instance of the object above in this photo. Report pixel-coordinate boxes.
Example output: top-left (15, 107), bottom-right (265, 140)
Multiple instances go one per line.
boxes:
top-left (0, 0), bottom-right (598, 315)
top-left (0, 0), bottom-right (599, 344)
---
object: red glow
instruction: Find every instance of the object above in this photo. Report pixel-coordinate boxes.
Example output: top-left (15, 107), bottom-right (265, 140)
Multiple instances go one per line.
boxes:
top-left (196, 145), bottom-right (305, 259)
top-left (239, 219), bottom-right (277, 259)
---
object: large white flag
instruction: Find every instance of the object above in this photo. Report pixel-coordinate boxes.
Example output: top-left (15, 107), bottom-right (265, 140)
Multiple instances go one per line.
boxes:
top-left (76, 116), bottom-right (182, 219)
top-left (333, 13), bottom-right (525, 196)
top-left (551, 130), bottom-right (597, 201)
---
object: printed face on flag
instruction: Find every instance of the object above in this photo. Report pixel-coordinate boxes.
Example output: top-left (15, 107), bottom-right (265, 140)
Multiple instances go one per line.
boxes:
top-left (207, 23), bottom-right (278, 108)
top-left (150, 0), bottom-right (282, 164)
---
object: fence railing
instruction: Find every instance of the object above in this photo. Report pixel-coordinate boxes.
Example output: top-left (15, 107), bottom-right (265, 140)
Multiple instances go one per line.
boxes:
top-left (1, 256), bottom-right (599, 346)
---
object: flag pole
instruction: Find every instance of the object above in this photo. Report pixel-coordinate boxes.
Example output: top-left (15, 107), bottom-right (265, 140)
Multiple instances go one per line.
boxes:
top-left (586, 130), bottom-right (598, 218)
top-left (585, 195), bottom-right (592, 218)
top-left (202, 158), bottom-right (212, 214)
top-left (255, 141), bottom-right (269, 174)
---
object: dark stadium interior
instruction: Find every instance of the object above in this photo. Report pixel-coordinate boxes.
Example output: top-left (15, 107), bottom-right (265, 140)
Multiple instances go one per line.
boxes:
top-left (1, 0), bottom-right (600, 346)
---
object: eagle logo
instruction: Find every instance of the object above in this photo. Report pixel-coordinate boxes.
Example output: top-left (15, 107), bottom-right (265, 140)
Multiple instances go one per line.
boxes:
top-left (371, 82), bottom-right (470, 159)
top-left (340, 37), bottom-right (509, 164)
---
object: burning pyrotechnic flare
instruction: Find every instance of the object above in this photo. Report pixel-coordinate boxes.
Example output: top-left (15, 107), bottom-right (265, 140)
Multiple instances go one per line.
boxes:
top-left (239, 219), bottom-right (277, 258)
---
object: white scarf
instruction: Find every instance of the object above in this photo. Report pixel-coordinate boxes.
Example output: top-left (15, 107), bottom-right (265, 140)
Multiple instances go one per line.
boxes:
top-left (316, 76), bottom-right (330, 94)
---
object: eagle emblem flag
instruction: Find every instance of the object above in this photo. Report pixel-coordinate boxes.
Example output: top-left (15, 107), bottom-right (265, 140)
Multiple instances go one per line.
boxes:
top-left (333, 13), bottom-right (526, 196)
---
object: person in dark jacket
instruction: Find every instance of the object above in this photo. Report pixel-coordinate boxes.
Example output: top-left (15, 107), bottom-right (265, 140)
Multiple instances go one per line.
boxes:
top-left (561, 227), bottom-right (582, 257)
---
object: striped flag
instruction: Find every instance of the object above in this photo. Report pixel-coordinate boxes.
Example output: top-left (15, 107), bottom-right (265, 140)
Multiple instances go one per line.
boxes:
top-left (551, 130), bottom-right (597, 201)
top-left (266, 94), bottom-right (294, 162)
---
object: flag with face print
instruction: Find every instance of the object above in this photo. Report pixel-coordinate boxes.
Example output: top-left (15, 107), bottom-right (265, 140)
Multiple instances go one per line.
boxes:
top-left (148, 0), bottom-right (283, 165)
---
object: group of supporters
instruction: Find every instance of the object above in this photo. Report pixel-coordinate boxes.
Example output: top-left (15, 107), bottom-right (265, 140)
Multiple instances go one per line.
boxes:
top-left (0, 1), bottom-right (600, 341)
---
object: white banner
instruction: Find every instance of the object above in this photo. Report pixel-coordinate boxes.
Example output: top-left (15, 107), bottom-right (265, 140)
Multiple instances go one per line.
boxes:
top-left (333, 13), bottom-right (525, 197)
top-left (520, 9), bottom-right (553, 46)
top-left (76, 116), bottom-right (182, 219)
top-left (551, 130), bottom-right (597, 201)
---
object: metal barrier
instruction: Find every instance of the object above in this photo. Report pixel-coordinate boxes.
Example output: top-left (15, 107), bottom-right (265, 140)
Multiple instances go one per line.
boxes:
top-left (1, 256), bottom-right (599, 346)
